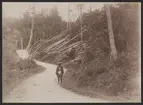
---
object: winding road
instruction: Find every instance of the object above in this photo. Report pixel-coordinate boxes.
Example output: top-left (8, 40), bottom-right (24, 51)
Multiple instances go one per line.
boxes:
top-left (3, 60), bottom-right (110, 103)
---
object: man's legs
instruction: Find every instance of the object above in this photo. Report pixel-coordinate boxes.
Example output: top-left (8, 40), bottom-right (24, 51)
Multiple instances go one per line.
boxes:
top-left (57, 74), bottom-right (63, 83)
top-left (60, 74), bottom-right (63, 83)
top-left (57, 75), bottom-right (60, 83)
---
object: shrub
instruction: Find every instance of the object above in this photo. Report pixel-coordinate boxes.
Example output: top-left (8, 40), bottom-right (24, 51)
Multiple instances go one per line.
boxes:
top-left (18, 58), bottom-right (37, 70)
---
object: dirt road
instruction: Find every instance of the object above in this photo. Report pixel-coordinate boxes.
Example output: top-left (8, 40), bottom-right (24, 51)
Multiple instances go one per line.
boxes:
top-left (3, 60), bottom-right (110, 103)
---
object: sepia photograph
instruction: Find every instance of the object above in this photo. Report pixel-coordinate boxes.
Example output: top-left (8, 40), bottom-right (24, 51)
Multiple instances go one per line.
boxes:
top-left (2, 2), bottom-right (141, 103)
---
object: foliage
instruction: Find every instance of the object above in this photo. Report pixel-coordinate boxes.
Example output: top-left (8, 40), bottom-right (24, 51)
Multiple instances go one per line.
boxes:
top-left (60, 3), bottom-right (140, 100)
top-left (12, 7), bottom-right (67, 50)
top-left (3, 3), bottom-right (140, 99)
top-left (2, 30), bottom-right (45, 97)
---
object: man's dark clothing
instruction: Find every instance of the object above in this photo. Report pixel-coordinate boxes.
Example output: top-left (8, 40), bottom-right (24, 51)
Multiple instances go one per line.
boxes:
top-left (56, 65), bottom-right (64, 83)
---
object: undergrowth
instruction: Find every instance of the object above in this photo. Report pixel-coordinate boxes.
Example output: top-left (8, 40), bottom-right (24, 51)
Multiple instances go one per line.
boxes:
top-left (60, 50), bottom-right (140, 101)
top-left (3, 35), bottom-right (45, 98)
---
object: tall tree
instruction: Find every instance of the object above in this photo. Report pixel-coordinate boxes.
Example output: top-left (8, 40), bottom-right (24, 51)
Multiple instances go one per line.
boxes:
top-left (67, 4), bottom-right (70, 29)
top-left (26, 5), bottom-right (35, 50)
top-left (105, 4), bottom-right (117, 60)
top-left (77, 4), bottom-right (84, 41)
top-left (49, 7), bottom-right (62, 36)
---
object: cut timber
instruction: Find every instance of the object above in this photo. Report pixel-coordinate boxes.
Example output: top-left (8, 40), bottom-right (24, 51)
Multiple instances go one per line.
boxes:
top-left (16, 50), bottom-right (29, 60)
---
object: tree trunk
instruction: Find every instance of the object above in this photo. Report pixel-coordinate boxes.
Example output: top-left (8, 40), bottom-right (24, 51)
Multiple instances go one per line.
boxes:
top-left (67, 4), bottom-right (70, 30)
top-left (21, 38), bottom-right (23, 49)
top-left (26, 5), bottom-right (35, 50)
top-left (80, 5), bottom-right (83, 42)
top-left (89, 5), bottom-right (92, 12)
top-left (15, 40), bottom-right (18, 48)
top-left (105, 4), bottom-right (117, 61)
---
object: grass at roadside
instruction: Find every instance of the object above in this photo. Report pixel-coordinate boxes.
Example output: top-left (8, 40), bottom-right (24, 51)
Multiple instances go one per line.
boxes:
top-left (3, 65), bottom-right (45, 98)
top-left (60, 71), bottom-right (140, 102)
top-left (3, 34), bottom-right (46, 98)
top-left (60, 51), bottom-right (141, 102)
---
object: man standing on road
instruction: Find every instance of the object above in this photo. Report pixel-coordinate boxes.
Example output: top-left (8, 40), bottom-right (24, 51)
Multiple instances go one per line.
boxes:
top-left (56, 63), bottom-right (64, 83)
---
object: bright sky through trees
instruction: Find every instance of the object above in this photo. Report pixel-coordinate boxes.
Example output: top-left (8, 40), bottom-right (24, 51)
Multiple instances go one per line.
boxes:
top-left (2, 2), bottom-right (105, 21)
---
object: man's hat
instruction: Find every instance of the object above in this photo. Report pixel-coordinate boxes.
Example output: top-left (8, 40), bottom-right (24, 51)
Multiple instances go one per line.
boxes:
top-left (58, 62), bottom-right (61, 65)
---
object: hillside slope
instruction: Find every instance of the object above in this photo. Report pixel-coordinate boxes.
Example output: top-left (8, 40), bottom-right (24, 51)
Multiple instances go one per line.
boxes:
top-left (2, 31), bottom-right (45, 98)
top-left (34, 4), bottom-right (140, 101)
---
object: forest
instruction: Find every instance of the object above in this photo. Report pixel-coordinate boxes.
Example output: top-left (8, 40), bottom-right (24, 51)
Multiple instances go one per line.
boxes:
top-left (3, 3), bottom-right (140, 101)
